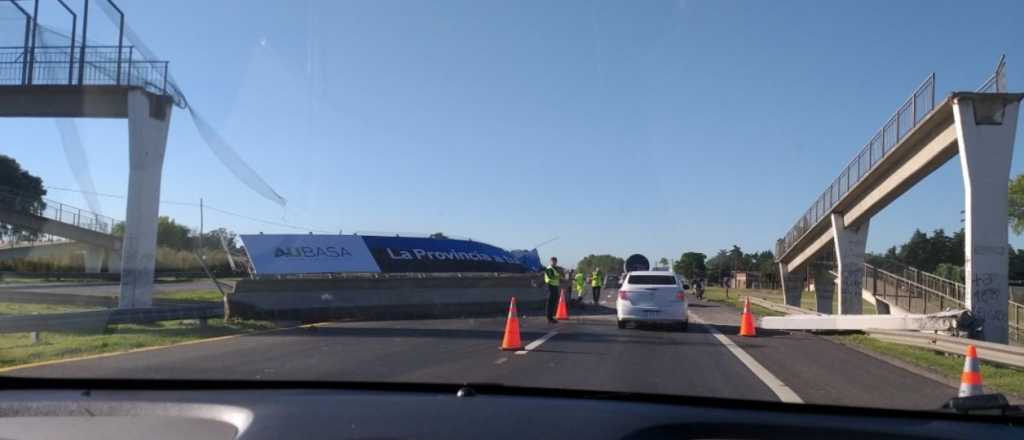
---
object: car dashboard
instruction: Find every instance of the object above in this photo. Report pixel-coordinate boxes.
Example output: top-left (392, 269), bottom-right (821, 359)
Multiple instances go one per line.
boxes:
top-left (0, 379), bottom-right (1018, 439)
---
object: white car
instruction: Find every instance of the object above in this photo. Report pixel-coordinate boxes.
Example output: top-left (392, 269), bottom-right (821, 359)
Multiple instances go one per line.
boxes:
top-left (616, 271), bottom-right (689, 331)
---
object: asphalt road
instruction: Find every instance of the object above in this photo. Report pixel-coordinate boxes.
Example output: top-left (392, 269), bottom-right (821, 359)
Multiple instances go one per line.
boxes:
top-left (4, 290), bottom-right (958, 410)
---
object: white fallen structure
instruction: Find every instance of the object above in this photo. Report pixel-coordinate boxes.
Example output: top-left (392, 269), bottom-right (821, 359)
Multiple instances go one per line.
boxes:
top-left (760, 309), bottom-right (967, 332)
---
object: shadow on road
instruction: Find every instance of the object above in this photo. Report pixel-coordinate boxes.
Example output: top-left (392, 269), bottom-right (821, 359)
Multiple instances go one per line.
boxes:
top-left (566, 303), bottom-right (617, 316)
top-left (698, 323), bottom-right (790, 338)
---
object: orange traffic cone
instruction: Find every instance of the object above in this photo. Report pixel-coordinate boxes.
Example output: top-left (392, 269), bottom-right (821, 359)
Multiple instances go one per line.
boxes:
top-left (739, 296), bottom-right (756, 337)
top-left (555, 290), bottom-right (569, 321)
top-left (958, 344), bottom-right (983, 397)
top-left (500, 297), bottom-right (523, 351)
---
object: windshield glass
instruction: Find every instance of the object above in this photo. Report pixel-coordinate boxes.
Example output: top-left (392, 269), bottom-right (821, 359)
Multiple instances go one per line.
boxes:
top-left (2, 0), bottom-right (1024, 415)
top-left (627, 275), bottom-right (677, 285)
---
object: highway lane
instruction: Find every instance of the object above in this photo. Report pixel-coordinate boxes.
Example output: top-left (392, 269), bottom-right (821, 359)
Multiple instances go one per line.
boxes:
top-left (4, 290), bottom-right (958, 410)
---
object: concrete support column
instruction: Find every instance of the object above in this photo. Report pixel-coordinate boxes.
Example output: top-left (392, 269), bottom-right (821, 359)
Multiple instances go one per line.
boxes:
top-left (779, 262), bottom-right (803, 307)
top-left (875, 299), bottom-right (891, 315)
top-left (82, 247), bottom-right (103, 273)
top-left (107, 249), bottom-right (122, 274)
top-left (831, 213), bottom-right (868, 315)
top-left (812, 263), bottom-right (835, 314)
top-left (119, 91), bottom-right (172, 308)
top-left (954, 93), bottom-right (1021, 343)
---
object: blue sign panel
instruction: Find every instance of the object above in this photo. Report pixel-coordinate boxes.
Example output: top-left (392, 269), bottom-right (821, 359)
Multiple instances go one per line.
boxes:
top-left (361, 236), bottom-right (528, 273)
top-left (240, 234), bottom-right (381, 274)
top-left (509, 249), bottom-right (543, 272)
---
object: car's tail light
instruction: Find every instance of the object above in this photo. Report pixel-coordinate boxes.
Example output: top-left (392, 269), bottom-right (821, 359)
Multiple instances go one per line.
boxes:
top-left (618, 290), bottom-right (629, 300)
top-left (676, 291), bottom-right (686, 300)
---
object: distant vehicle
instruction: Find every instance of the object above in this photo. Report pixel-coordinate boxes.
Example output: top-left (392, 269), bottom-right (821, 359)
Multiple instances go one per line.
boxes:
top-left (617, 271), bottom-right (689, 331)
top-left (623, 254), bottom-right (650, 273)
top-left (606, 274), bottom-right (621, 287)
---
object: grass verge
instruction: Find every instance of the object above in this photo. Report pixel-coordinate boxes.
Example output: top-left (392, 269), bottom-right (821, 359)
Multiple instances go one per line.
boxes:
top-left (156, 289), bottom-right (224, 302)
top-left (704, 286), bottom-right (876, 315)
top-left (703, 287), bottom-right (786, 317)
top-left (0, 301), bottom-right (276, 369)
top-left (832, 333), bottom-right (1024, 398)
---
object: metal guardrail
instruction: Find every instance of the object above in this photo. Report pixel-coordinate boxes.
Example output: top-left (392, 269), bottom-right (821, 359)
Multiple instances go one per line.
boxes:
top-left (253, 272), bottom-right (540, 280)
top-left (0, 186), bottom-right (118, 235)
top-left (0, 304), bottom-right (222, 334)
top-left (0, 271), bottom-right (230, 281)
top-left (0, 45), bottom-right (170, 97)
top-left (863, 329), bottom-right (1024, 369)
top-left (777, 74), bottom-right (936, 258)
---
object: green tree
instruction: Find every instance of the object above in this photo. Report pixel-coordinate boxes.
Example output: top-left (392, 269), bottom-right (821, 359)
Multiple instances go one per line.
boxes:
top-left (429, 232), bottom-right (448, 239)
top-left (156, 216), bottom-right (192, 251)
top-left (576, 254), bottom-right (625, 276)
top-left (196, 227), bottom-right (239, 252)
top-left (0, 155), bottom-right (47, 241)
top-left (657, 257), bottom-right (670, 268)
top-left (705, 249), bottom-right (730, 283)
top-left (111, 221), bottom-right (125, 237)
top-left (934, 263), bottom-right (965, 283)
top-left (1010, 174), bottom-right (1024, 234)
top-left (1010, 247), bottom-right (1024, 281)
top-left (749, 250), bottom-right (772, 272)
top-left (673, 252), bottom-right (706, 280)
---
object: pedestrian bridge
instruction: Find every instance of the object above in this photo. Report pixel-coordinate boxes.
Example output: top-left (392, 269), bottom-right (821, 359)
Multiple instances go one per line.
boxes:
top-left (775, 59), bottom-right (1023, 343)
top-left (0, 188), bottom-right (122, 272)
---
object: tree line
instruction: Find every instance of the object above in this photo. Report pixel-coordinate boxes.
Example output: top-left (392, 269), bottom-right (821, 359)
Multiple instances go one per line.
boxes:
top-left (672, 246), bottom-right (776, 284)
top-left (111, 217), bottom-right (240, 254)
top-left (867, 227), bottom-right (1024, 283)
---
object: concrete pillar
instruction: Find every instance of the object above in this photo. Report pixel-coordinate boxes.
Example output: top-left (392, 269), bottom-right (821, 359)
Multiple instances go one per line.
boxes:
top-left (954, 93), bottom-right (1021, 343)
top-left (82, 247), bottom-right (103, 273)
top-left (106, 249), bottom-right (122, 274)
top-left (831, 213), bottom-right (868, 315)
top-left (119, 91), bottom-right (172, 308)
top-left (779, 262), bottom-right (803, 307)
top-left (812, 264), bottom-right (835, 314)
top-left (875, 299), bottom-right (891, 315)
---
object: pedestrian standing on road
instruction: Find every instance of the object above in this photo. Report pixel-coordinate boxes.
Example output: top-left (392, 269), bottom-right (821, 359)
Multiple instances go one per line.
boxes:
top-left (573, 270), bottom-right (586, 306)
top-left (590, 267), bottom-right (604, 305)
top-left (544, 257), bottom-right (563, 323)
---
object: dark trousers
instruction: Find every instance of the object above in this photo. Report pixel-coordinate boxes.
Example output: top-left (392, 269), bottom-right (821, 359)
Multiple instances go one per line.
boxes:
top-left (592, 286), bottom-right (601, 304)
top-left (545, 284), bottom-right (560, 320)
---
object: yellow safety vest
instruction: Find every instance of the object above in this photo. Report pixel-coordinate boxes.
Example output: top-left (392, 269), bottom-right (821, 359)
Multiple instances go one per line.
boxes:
top-left (591, 270), bottom-right (603, 287)
top-left (574, 273), bottom-right (585, 292)
top-left (544, 266), bottom-right (560, 286)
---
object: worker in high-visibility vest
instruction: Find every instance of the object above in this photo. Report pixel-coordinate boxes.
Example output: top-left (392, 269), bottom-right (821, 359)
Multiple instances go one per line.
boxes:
top-left (590, 267), bottom-right (604, 305)
top-left (573, 270), bottom-right (586, 305)
top-left (543, 257), bottom-right (563, 323)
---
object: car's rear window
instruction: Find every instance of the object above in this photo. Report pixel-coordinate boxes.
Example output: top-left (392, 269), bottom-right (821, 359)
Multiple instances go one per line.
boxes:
top-left (627, 275), bottom-right (677, 285)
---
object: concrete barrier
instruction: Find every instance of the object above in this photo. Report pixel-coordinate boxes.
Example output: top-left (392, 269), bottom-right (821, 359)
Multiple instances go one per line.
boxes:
top-left (229, 274), bottom-right (547, 322)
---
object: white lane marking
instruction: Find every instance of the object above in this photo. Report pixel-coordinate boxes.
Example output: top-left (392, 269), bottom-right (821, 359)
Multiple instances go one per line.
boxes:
top-left (515, 329), bottom-right (559, 355)
top-left (690, 313), bottom-right (803, 404)
top-left (494, 357), bottom-right (508, 365)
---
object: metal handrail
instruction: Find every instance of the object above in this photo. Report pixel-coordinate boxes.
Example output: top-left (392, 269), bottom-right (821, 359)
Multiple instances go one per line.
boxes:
top-left (0, 45), bottom-right (172, 99)
top-left (866, 263), bottom-right (964, 308)
top-left (977, 54), bottom-right (1007, 93)
top-left (863, 262), bottom-right (1023, 344)
top-left (0, 186), bottom-right (119, 235)
top-left (777, 74), bottom-right (936, 258)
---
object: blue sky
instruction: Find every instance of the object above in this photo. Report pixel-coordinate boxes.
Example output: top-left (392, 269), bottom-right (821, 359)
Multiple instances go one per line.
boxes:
top-left (2, 0), bottom-right (1023, 266)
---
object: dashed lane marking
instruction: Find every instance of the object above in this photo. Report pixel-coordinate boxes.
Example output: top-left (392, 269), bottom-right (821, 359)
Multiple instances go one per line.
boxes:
top-left (515, 329), bottom-right (559, 355)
